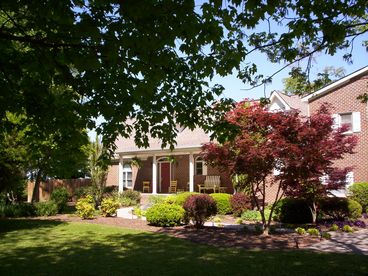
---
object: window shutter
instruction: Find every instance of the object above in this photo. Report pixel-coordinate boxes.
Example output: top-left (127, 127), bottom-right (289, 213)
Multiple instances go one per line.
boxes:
top-left (352, 112), bottom-right (361, 132)
top-left (203, 163), bottom-right (207, 176)
top-left (332, 114), bottom-right (339, 129)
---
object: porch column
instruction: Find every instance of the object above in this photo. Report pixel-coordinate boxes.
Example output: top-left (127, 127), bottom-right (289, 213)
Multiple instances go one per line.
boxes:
top-left (118, 155), bottom-right (124, 193)
top-left (152, 155), bottom-right (157, 194)
top-left (189, 153), bottom-right (194, 192)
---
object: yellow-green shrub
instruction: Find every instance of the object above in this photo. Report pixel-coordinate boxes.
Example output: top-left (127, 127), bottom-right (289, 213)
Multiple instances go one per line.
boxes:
top-left (101, 197), bottom-right (120, 217)
top-left (76, 195), bottom-right (95, 219)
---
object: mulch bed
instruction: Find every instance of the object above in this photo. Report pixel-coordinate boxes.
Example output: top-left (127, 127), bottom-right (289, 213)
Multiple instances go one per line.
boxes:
top-left (32, 214), bottom-right (321, 250)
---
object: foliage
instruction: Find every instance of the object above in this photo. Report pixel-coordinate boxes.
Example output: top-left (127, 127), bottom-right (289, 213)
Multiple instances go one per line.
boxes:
top-left (50, 187), bottom-right (70, 212)
top-left (307, 228), bottom-right (320, 237)
top-left (342, 225), bottom-right (354, 233)
top-left (117, 190), bottom-right (141, 207)
top-left (202, 102), bottom-right (357, 232)
top-left (321, 232), bottom-right (332, 239)
top-left (241, 209), bottom-right (271, 222)
top-left (295, 227), bottom-right (306, 235)
top-left (273, 198), bottom-right (313, 224)
top-left (133, 207), bottom-right (146, 218)
top-left (329, 224), bottom-right (339, 231)
top-left (74, 186), bottom-right (95, 200)
top-left (148, 195), bottom-right (166, 205)
top-left (0, 202), bottom-right (35, 218)
top-left (100, 197), bottom-right (120, 217)
top-left (319, 198), bottom-right (362, 220)
top-left (282, 66), bottom-right (345, 96)
top-left (34, 201), bottom-right (58, 216)
top-left (235, 218), bottom-right (243, 225)
top-left (183, 194), bottom-right (217, 228)
top-left (145, 203), bottom-right (185, 227)
top-left (230, 193), bottom-right (252, 217)
top-left (165, 192), bottom-right (199, 206)
top-left (348, 182), bottom-right (368, 211)
top-left (87, 136), bottom-right (109, 207)
top-left (1, 0), bottom-right (366, 152)
top-left (75, 196), bottom-right (95, 219)
top-left (209, 193), bottom-right (231, 215)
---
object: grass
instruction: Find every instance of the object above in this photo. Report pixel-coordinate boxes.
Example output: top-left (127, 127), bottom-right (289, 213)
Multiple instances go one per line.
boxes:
top-left (0, 219), bottom-right (367, 275)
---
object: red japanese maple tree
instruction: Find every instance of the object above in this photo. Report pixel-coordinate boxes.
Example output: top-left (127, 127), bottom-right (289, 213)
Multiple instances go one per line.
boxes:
top-left (202, 101), bottom-right (357, 232)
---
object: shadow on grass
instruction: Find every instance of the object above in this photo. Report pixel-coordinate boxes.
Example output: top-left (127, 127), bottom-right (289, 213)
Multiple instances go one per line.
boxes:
top-left (0, 219), bottom-right (367, 275)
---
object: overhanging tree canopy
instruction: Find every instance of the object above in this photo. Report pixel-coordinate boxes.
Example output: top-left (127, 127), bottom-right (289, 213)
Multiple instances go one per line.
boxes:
top-left (1, 0), bottom-right (367, 149)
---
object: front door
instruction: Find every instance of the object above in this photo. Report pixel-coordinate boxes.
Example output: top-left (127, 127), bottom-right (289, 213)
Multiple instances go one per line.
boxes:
top-left (160, 162), bottom-right (170, 193)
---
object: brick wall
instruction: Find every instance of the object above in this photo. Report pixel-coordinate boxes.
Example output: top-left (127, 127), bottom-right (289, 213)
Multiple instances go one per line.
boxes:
top-left (309, 74), bottom-right (368, 183)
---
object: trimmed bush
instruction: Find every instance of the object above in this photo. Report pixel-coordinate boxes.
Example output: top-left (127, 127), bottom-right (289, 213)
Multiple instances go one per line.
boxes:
top-left (241, 209), bottom-right (271, 221)
top-left (145, 203), bottom-right (185, 227)
top-left (319, 198), bottom-right (362, 220)
top-left (117, 190), bottom-right (141, 207)
top-left (100, 197), bottom-right (120, 217)
top-left (35, 201), bottom-right (58, 216)
top-left (183, 194), bottom-right (217, 228)
top-left (51, 187), bottom-right (69, 212)
top-left (0, 203), bottom-right (35, 218)
top-left (230, 193), bottom-right (252, 217)
top-left (342, 225), bottom-right (354, 233)
top-left (273, 198), bottom-right (312, 224)
top-left (76, 195), bottom-right (95, 219)
top-left (210, 193), bottom-right (231, 215)
top-left (165, 192), bottom-right (199, 206)
top-left (295, 227), bottom-right (306, 235)
top-left (348, 182), bottom-right (368, 211)
top-left (329, 224), bottom-right (339, 231)
top-left (307, 228), bottom-right (320, 236)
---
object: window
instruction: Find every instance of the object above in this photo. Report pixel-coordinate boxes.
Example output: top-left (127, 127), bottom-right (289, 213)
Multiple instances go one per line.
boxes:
top-left (123, 164), bottom-right (132, 188)
top-left (332, 112), bottom-right (360, 133)
top-left (195, 157), bottom-right (207, 175)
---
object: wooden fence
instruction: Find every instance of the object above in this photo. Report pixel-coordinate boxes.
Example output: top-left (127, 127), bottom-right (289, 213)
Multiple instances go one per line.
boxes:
top-left (27, 178), bottom-right (91, 202)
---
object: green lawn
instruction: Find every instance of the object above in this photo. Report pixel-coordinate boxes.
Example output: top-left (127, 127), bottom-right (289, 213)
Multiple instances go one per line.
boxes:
top-left (0, 219), bottom-right (367, 275)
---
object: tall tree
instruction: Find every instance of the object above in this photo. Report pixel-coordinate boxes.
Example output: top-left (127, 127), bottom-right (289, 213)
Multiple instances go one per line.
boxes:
top-left (0, 1), bottom-right (366, 149)
top-left (202, 102), bottom-right (357, 233)
top-left (283, 66), bottom-right (346, 96)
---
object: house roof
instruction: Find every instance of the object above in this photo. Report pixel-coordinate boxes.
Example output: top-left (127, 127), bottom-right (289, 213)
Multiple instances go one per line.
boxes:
top-left (269, 91), bottom-right (308, 115)
top-left (302, 66), bottom-right (368, 102)
top-left (115, 126), bottom-right (211, 154)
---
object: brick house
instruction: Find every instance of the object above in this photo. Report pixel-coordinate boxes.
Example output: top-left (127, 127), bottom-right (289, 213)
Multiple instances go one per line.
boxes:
top-left (106, 127), bottom-right (233, 194)
top-left (269, 66), bottom-right (368, 194)
top-left (107, 66), bottom-right (368, 195)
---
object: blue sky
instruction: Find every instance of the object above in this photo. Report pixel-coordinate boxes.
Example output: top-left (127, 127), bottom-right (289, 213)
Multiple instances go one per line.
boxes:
top-left (214, 34), bottom-right (368, 102)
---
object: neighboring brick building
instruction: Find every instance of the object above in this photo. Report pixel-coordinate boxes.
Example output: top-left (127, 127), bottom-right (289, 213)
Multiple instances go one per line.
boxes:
top-left (107, 66), bottom-right (368, 196)
top-left (269, 66), bottom-right (368, 195)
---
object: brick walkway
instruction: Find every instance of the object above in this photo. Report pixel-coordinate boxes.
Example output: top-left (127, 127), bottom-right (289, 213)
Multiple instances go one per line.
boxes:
top-left (306, 229), bottom-right (368, 255)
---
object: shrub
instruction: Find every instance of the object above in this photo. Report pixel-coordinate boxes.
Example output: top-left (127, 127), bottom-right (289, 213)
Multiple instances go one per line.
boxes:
top-left (210, 193), bottom-right (231, 215)
top-left (348, 182), bottom-right (368, 211)
top-left (295, 227), bottom-right (306, 235)
top-left (241, 209), bottom-right (271, 222)
top-left (145, 203), bottom-right (185, 227)
top-left (321, 232), bottom-right (331, 239)
top-left (74, 186), bottom-right (95, 200)
top-left (329, 224), bottom-right (339, 231)
top-left (342, 225), bottom-right (354, 233)
top-left (50, 187), bottom-right (69, 212)
top-left (35, 201), bottom-right (58, 216)
top-left (235, 218), bottom-right (243, 224)
top-left (319, 198), bottom-right (362, 220)
top-left (165, 192), bottom-right (199, 206)
top-left (118, 197), bottom-right (137, 207)
top-left (148, 195), bottom-right (166, 205)
top-left (133, 206), bottom-right (146, 218)
top-left (230, 193), bottom-right (252, 217)
top-left (307, 228), bottom-right (320, 236)
top-left (100, 197), bottom-right (120, 217)
top-left (183, 194), bottom-right (217, 228)
top-left (0, 202), bottom-right (35, 218)
top-left (120, 190), bottom-right (141, 204)
top-left (273, 198), bottom-right (312, 224)
top-left (76, 195), bottom-right (95, 219)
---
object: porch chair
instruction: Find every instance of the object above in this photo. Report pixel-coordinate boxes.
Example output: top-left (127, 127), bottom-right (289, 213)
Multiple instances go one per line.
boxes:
top-left (198, 175), bottom-right (221, 193)
top-left (142, 181), bottom-right (150, 193)
top-left (168, 180), bottom-right (177, 193)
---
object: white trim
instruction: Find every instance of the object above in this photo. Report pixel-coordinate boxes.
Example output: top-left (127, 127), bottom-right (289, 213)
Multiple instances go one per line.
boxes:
top-left (302, 66), bottom-right (368, 102)
top-left (152, 155), bottom-right (157, 194)
top-left (189, 153), bottom-right (194, 192)
top-left (118, 156), bottom-right (124, 192)
top-left (116, 145), bottom-right (203, 155)
top-left (352, 112), bottom-right (361, 132)
top-left (269, 91), bottom-right (291, 111)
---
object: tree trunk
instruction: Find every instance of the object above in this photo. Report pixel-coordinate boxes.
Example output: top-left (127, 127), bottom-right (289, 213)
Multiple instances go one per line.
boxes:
top-left (31, 169), bottom-right (42, 203)
top-left (309, 201), bottom-right (317, 224)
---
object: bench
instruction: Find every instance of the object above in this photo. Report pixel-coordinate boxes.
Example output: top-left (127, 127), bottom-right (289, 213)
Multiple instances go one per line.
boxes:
top-left (198, 176), bottom-right (221, 193)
